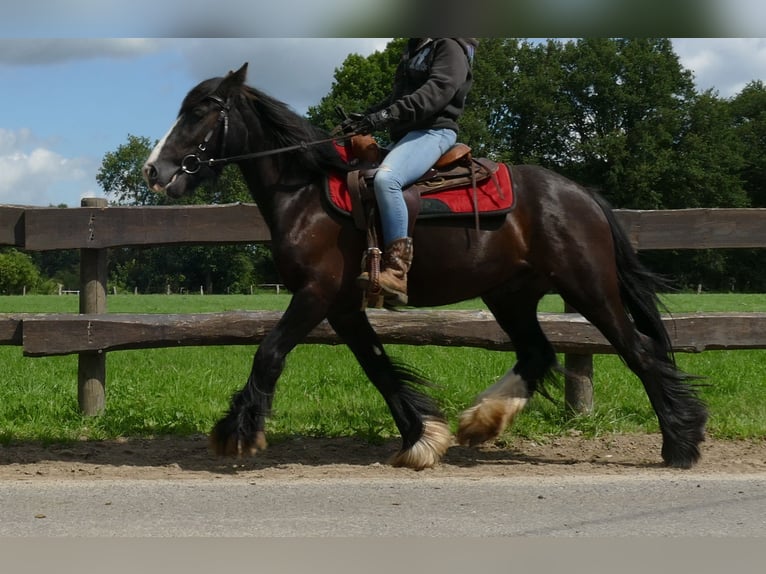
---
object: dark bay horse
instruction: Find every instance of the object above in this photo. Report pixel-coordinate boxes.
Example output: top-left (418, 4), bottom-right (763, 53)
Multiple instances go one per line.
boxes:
top-left (143, 63), bottom-right (707, 470)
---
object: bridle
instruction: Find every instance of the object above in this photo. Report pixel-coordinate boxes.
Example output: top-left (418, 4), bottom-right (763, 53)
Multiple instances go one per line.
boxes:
top-left (179, 94), bottom-right (231, 175)
top-left (180, 94), bottom-right (353, 175)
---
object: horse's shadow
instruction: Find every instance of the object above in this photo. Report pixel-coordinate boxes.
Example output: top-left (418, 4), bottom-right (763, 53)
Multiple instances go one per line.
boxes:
top-left (0, 434), bottom-right (661, 475)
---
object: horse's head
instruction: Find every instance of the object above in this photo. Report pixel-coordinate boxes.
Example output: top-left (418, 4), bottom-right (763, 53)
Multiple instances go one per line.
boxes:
top-left (143, 63), bottom-right (249, 198)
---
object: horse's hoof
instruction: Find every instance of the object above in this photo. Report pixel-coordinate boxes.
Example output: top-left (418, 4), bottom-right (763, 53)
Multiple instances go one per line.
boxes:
top-left (388, 418), bottom-right (452, 470)
top-left (662, 439), bottom-right (702, 469)
top-left (456, 414), bottom-right (499, 446)
top-left (456, 397), bottom-right (526, 446)
top-left (209, 428), bottom-right (268, 458)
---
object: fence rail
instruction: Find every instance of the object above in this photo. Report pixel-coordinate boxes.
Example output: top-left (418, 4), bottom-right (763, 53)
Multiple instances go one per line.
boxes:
top-left (2, 200), bottom-right (766, 415)
top-left (1, 310), bottom-right (765, 357)
top-left (4, 203), bottom-right (766, 251)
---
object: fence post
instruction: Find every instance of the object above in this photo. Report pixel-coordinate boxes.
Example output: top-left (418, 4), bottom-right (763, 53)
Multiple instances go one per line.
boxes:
top-left (563, 302), bottom-right (594, 415)
top-left (78, 197), bottom-right (108, 415)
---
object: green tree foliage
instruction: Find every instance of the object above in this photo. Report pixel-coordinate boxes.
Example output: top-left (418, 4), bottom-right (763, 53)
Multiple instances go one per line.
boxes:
top-left (661, 90), bottom-right (747, 209)
top-left (472, 38), bottom-right (747, 212)
top-left (557, 38), bottom-right (697, 208)
top-left (0, 249), bottom-right (41, 294)
top-left (30, 246), bottom-right (80, 292)
top-left (730, 81), bottom-right (766, 208)
top-left (97, 135), bottom-right (159, 206)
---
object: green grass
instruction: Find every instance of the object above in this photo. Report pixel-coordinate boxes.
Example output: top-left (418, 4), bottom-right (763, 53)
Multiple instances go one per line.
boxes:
top-left (1, 293), bottom-right (765, 444)
top-left (0, 293), bottom-right (292, 314)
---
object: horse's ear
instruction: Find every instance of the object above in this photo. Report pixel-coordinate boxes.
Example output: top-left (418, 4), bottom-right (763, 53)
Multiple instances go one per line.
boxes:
top-left (219, 63), bottom-right (248, 95)
top-left (228, 63), bottom-right (248, 84)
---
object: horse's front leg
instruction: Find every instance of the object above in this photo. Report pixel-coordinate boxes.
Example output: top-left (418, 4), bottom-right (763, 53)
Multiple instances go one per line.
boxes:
top-left (210, 291), bottom-right (327, 457)
top-left (328, 309), bottom-right (451, 470)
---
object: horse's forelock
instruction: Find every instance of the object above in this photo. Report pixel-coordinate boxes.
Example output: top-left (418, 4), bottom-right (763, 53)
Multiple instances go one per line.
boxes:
top-left (177, 78), bottom-right (224, 117)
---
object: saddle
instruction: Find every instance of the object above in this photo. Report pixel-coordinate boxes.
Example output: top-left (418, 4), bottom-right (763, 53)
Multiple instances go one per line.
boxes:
top-left (341, 136), bottom-right (510, 234)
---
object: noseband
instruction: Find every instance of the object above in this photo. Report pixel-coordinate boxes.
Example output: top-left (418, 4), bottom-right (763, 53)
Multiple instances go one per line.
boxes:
top-left (180, 93), bottom-right (353, 175)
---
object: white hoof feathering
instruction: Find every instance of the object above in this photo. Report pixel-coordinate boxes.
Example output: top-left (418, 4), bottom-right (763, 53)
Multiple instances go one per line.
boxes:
top-left (390, 418), bottom-right (452, 470)
top-left (457, 371), bottom-right (529, 446)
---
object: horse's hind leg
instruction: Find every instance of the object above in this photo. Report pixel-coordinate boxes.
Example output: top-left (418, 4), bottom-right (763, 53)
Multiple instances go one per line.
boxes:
top-left (572, 297), bottom-right (706, 467)
top-left (457, 290), bottom-right (557, 446)
top-left (328, 310), bottom-right (451, 470)
top-left (557, 274), bottom-right (707, 468)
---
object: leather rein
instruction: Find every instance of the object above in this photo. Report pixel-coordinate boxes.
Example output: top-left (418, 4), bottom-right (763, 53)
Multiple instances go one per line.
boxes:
top-left (180, 94), bottom-right (352, 175)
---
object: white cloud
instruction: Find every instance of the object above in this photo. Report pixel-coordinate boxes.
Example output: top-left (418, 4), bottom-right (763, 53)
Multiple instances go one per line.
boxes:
top-left (0, 128), bottom-right (94, 206)
top-left (0, 128), bottom-right (37, 154)
top-left (674, 38), bottom-right (766, 98)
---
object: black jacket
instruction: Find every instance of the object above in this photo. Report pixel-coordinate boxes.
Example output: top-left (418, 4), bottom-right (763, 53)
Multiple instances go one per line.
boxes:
top-left (371, 38), bottom-right (476, 143)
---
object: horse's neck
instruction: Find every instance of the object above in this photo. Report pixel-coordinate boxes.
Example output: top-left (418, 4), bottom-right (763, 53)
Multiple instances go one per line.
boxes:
top-left (239, 161), bottom-right (316, 228)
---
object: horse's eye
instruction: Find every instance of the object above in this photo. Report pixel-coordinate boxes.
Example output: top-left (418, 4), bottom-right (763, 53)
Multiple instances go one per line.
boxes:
top-left (190, 106), bottom-right (207, 120)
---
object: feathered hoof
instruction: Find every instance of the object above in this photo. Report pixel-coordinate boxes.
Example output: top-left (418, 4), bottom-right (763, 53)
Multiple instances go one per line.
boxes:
top-left (389, 418), bottom-right (452, 470)
top-left (661, 437), bottom-right (703, 469)
top-left (209, 424), bottom-right (268, 458)
top-left (456, 397), bottom-right (526, 446)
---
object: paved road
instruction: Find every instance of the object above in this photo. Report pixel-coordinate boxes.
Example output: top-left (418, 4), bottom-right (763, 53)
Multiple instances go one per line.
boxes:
top-left (2, 473), bottom-right (765, 537)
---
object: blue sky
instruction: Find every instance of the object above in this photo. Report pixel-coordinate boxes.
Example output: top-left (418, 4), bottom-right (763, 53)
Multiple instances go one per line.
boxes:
top-left (1, 37), bottom-right (765, 207)
top-left (0, 38), bottom-right (389, 206)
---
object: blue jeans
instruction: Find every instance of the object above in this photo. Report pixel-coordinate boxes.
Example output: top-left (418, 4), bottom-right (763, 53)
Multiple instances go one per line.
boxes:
top-left (373, 128), bottom-right (457, 246)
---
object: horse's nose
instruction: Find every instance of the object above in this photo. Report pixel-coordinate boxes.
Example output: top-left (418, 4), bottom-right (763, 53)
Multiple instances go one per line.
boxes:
top-left (142, 162), bottom-right (158, 186)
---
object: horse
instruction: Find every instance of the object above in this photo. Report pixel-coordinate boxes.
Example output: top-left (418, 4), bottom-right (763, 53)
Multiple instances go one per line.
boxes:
top-left (143, 63), bottom-right (707, 470)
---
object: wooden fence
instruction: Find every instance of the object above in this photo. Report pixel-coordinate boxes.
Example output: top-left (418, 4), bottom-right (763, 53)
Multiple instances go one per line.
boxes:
top-left (2, 198), bottom-right (766, 415)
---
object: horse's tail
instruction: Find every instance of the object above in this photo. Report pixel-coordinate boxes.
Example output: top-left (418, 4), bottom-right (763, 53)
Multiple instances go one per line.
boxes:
top-left (592, 192), bottom-right (708, 468)
top-left (591, 192), bottom-right (675, 359)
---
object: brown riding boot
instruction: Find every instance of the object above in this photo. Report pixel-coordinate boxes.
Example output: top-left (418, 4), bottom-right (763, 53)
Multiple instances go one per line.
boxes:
top-left (378, 237), bottom-right (413, 306)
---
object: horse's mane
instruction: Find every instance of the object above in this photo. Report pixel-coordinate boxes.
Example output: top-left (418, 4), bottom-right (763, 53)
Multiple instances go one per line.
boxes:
top-left (239, 84), bottom-right (350, 175)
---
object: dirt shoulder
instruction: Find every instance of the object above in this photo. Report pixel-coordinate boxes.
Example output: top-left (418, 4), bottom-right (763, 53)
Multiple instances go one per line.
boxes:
top-left (1, 433), bottom-right (765, 481)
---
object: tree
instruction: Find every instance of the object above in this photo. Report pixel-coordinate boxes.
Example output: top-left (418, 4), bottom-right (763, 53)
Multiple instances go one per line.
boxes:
top-left (30, 247), bottom-right (80, 292)
top-left (0, 249), bottom-right (40, 294)
top-left (660, 90), bottom-right (747, 209)
top-left (457, 38), bottom-right (537, 161)
top-left (551, 39), bottom-right (696, 208)
top-left (97, 135), bottom-right (159, 206)
top-left (731, 81), bottom-right (766, 208)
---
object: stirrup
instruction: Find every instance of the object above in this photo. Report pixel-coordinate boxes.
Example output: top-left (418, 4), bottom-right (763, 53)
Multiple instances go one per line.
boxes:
top-left (357, 247), bottom-right (384, 309)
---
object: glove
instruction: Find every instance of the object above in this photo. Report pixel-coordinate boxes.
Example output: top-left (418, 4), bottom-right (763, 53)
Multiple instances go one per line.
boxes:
top-left (341, 109), bottom-right (392, 135)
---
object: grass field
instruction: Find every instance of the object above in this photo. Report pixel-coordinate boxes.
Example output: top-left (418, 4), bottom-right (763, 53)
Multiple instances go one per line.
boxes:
top-left (1, 293), bottom-right (765, 444)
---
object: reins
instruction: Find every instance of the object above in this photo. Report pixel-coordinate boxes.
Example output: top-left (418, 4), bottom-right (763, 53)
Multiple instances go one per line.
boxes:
top-left (180, 94), bottom-right (355, 175)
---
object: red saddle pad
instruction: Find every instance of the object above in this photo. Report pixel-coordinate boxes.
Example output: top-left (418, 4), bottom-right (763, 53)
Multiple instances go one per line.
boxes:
top-left (327, 143), bottom-right (514, 219)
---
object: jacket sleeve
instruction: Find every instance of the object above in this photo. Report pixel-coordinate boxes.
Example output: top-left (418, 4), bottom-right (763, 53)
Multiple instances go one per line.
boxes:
top-left (364, 95), bottom-right (393, 115)
top-left (387, 39), bottom-right (470, 124)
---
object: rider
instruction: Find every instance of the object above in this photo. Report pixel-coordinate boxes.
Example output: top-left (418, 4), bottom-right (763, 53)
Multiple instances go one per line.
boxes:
top-left (345, 38), bottom-right (477, 305)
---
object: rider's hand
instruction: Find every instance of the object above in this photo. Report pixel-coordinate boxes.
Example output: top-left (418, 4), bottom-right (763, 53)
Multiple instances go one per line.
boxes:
top-left (341, 109), bottom-right (392, 135)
